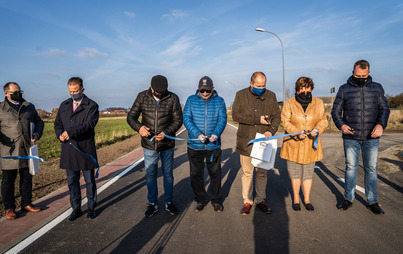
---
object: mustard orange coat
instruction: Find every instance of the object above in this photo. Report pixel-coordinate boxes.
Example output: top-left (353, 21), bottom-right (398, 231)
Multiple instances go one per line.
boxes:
top-left (280, 97), bottom-right (328, 164)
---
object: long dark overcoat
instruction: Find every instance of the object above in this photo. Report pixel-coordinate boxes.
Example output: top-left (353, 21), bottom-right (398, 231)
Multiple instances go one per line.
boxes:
top-left (54, 95), bottom-right (99, 171)
top-left (0, 98), bottom-right (44, 169)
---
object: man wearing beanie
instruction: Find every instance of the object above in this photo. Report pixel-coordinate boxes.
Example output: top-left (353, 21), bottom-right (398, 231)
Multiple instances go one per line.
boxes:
top-left (127, 75), bottom-right (183, 217)
top-left (183, 76), bottom-right (227, 212)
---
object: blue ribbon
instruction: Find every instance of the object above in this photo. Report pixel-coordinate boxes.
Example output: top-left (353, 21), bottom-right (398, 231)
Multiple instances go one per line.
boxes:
top-left (1, 155), bottom-right (46, 162)
top-left (247, 130), bottom-right (320, 151)
top-left (69, 141), bottom-right (100, 178)
top-left (148, 134), bottom-right (206, 143)
top-left (148, 134), bottom-right (218, 162)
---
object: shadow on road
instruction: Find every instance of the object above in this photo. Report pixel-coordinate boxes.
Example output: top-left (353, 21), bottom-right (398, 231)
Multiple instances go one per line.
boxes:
top-left (254, 148), bottom-right (289, 253)
top-left (105, 177), bottom-right (192, 253)
top-left (315, 162), bottom-right (367, 208)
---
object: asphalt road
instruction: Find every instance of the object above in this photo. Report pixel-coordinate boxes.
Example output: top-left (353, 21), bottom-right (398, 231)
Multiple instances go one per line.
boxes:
top-left (17, 125), bottom-right (403, 254)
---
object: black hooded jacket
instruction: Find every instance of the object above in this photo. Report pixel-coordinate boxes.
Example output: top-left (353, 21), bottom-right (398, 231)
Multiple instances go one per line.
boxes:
top-left (331, 75), bottom-right (390, 141)
top-left (127, 88), bottom-right (183, 151)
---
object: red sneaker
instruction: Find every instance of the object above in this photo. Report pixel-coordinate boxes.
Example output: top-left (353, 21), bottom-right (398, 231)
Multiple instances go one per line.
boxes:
top-left (256, 201), bottom-right (272, 214)
top-left (241, 203), bottom-right (252, 215)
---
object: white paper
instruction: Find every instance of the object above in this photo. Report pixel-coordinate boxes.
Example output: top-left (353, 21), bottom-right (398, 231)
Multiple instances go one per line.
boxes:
top-left (29, 144), bottom-right (40, 175)
top-left (250, 133), bottom-right (277, 170)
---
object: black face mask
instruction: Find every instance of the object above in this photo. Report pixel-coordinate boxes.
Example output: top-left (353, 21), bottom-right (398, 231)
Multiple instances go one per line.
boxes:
top-left (352, 76), bottom-right (367, 87)
top-left (153, 90), bottom-right (167, 99)
top-left (10, 92), bottom-right (22, 102)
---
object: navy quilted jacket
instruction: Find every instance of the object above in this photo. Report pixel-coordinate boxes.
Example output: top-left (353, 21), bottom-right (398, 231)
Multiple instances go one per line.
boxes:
top-left (331, 76), bottom-right (390, 141)
top-left (183, 90), bottom-right (227, 150)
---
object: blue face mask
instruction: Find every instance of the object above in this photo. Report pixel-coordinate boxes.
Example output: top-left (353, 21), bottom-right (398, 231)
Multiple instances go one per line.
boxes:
top-left (71, 92), bottom-right (83, 101)
top-left (252, 87), bottom-right (265, 96)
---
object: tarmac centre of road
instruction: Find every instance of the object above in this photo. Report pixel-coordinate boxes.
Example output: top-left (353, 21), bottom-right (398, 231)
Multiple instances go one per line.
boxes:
top-left (2, 124), bottom-right (403, 253)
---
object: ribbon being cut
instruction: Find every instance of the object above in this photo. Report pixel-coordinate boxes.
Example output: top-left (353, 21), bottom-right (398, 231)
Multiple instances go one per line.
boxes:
top-left (148, 133), bottom-right (218, 162)
top-left (248, 130), bottom-right (319, 170)
top-left (248, 130), bottom-right (319, 151)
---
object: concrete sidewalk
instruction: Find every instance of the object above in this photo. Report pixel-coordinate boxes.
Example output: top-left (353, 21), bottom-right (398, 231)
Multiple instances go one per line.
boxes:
top-left (0, 145), bottom-right (145, 253)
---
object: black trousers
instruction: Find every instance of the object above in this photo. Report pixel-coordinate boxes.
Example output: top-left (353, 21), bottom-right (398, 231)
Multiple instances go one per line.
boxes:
top-left (1, 167), bottom-right (32, 210)
top-left (187, 147), bottom-right (222, 204)
top-left (66, 169), bottom-right (97, 210)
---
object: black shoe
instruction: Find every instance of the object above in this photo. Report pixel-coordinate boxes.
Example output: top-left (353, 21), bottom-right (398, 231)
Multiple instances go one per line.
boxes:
top-left (87, 208), bottom-right (97, 219)
top-left (292, 203), bottom-right (301, 211)
top-left (195, 203), bottom-right (206, 212)
top-left (212, 203), bottom-right (224, 213)
top-left (67, 209), bottom-right (82, 221)
top-left (339, 200), bottom-right (353, 210)
top-left (304, 203), bottom-right (314, 211)
top-left (368, 203), bottom-right (385, 215)
top-left (145, 204), bottom-right (158, 217)
top-left (165, 202), bottom-right (179, 215)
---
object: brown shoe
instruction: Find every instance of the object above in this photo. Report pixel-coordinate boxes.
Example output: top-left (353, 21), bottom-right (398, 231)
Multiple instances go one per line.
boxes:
top-left (256, 201), bottom-right (272, 214)
top-left (22, 204), bottom-right (41, 213)
top-left (6, 209), bottom-right (17, 220)
top-left (241, 203), bottom-right (252, 215)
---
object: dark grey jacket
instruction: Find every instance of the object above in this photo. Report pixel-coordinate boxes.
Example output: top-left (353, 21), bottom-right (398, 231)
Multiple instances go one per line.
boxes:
top-left (0, 98), bottom-right (44, 170)
top-left (127, 88), bottom-right (183, 151)
top-left (331, 76), bottom-right (390, 141)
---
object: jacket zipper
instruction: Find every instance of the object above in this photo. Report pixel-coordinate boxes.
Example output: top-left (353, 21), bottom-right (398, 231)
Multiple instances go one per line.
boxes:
top-left (360, 87), bottom-right (364, 140)
top-left (154, 100), bottom-right (159, 150)
top-left (204, 99), bottom-right (207, 149)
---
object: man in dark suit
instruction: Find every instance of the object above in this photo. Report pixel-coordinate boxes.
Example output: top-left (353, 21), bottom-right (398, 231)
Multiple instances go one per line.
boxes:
top-left (0, 82), bottom-right (44, 220)
top-left (54, 77), bottom-right (99, 221)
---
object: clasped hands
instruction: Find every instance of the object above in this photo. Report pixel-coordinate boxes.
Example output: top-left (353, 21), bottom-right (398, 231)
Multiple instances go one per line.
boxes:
top-left (198, 134), bottom-right (218, 143)
top-left (341, 124), bottom-right (383, 138)
top-left (139, 126), bottom-right (165, 141)
top-left (298, 129), bottom-right (318, 140)
top-left (59, 131), bottom-right (69, 142)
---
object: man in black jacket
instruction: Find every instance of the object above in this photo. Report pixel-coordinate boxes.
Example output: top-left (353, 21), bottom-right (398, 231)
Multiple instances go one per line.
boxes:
top-left (331, 60), bottom-right (390, 214)
top-left (54, 77), bottom-right (99, 221)
top-left (127, 75), bottom-right (183, 217)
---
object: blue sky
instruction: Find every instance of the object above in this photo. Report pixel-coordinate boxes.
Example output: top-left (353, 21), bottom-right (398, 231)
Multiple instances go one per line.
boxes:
top-left (1, 0), bottom-right (402, 111)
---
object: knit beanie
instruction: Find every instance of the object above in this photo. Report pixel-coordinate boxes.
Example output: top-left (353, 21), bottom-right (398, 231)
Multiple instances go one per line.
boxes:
top-left (151, 75), bottom-right (168, 93)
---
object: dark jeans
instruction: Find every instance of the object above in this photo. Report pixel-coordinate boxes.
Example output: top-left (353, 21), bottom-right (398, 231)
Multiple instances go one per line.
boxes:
top-left (66, 169), bottom-right (97, 210)
top-left (187, 147), bottom-right (222, 204)
top-left (1, 167), bottom-right (32, 210)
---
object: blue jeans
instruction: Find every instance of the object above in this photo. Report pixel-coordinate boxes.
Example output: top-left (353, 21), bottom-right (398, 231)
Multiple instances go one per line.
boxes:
top-left (143, 148), bottom-right (174, 204)
top-left (343, 138), bottom-right (379, 205)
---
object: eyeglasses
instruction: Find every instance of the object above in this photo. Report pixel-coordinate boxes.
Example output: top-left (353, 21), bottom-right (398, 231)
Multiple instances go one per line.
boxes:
top-left (9, 90), bottom-right (24, 94)
top-left (200, 89), bottom-right (211, 94)
top-left (299, 91), bottom-right (311, 96)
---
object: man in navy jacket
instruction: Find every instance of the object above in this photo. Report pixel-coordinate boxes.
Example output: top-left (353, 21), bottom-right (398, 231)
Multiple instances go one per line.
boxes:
top-left (331, 60), bottom-right (390, 214)
top-left (54, 77), bottom-right (99, 221)
top-left (183, 76), bottom-right (227, 212)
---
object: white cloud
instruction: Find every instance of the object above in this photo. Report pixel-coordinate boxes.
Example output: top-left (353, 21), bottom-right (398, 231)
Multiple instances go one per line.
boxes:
top-left (160, 36), bottom-right (201, 57)
top-left (161, 9), bottom-right (188, 21)
top-left (41, 48), bottom-right (66, 56)
top-left (77, 48), bottom-right (108, 59)
top-left (124, 11), bottom-right (135, 18)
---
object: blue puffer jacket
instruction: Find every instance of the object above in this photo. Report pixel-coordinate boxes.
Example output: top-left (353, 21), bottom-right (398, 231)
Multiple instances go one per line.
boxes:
top-left (331, 75), bottom-right (390, 141)
top-left (183, 90), bottom-right (227, 150)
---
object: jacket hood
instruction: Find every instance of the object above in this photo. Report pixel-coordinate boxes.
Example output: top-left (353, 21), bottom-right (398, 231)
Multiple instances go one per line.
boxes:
top-left (347, 75), bottom-right (373, 87)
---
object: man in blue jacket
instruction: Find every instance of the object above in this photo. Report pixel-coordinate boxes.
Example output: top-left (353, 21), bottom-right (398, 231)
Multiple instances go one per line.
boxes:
top-left (331, 60), bottom-right (390, 214)
top-left (183, 76), bottom-right (227, 212)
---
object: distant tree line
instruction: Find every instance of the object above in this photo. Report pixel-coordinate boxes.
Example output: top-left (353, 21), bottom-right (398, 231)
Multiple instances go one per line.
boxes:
top-left (387, 93), bottom-right (403, 108)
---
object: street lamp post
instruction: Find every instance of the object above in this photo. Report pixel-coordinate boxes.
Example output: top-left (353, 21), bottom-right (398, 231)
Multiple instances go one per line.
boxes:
top-left (255, 28), bottom-right (285, 103)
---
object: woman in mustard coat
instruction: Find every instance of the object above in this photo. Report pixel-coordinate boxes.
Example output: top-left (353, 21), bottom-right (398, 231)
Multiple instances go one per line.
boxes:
top-left (280, 77), bottom-right (328, 211)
